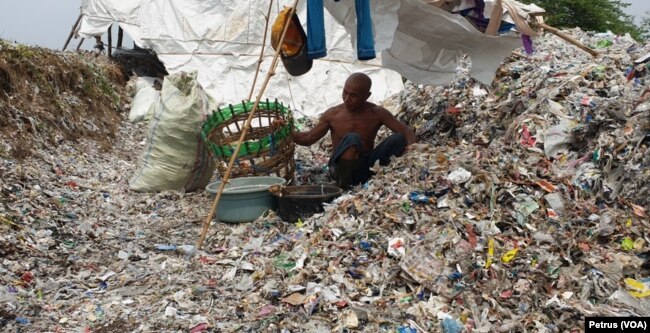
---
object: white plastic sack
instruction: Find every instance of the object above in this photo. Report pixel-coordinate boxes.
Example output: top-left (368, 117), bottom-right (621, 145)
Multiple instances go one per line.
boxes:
top-left (129, 85), bottom-right (159, 123)
top-left (130, 71), bottom-right (216, 192)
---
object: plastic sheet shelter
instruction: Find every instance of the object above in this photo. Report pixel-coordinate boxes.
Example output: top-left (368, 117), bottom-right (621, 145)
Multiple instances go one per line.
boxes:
top-left (77, 0), bottom-right (542, 116)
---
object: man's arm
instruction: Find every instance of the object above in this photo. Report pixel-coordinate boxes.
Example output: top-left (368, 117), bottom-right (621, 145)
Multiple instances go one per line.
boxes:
top-left (293, 110), bottom-right (332, 146)
top-left (378, 108), bottom-right (417, 145)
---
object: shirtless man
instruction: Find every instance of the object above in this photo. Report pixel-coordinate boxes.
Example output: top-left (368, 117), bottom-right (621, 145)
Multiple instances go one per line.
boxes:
top-left (291, 72), bottom-right (417, 188)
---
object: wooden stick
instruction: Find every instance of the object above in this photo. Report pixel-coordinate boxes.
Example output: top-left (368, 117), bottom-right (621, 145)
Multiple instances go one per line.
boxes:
top-left (75, 38), bottom-right (86, 50)
top-left (63, 14), bottom-right (82, 51)
top-left (117, 26), bottom-right (124, 48)
top-left (107, 25), bottom-right (113, 57)
top-left (197, 0), bottom-right (300, 249)
top-left (533, 22), bottom-right (598, 57)
top-left (248, 0), bottom-right (275, 101)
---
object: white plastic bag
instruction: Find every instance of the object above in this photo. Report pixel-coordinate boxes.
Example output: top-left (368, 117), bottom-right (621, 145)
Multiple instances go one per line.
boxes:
top-left (128, 76), bottom-right (161, 123)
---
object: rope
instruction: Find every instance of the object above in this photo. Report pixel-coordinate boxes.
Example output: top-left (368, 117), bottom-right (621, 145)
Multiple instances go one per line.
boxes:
top-left (248, 0), bottom-right (275, 100)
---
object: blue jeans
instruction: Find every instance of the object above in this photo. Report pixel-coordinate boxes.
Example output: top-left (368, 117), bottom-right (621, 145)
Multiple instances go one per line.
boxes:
top-left (307, 0), bottom-right (376, 60)
top-left (329, 132), bottom-right (406, 185)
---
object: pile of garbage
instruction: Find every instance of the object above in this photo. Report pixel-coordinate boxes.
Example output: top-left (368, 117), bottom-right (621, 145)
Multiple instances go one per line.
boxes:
top-left (0, 40), bottom-right (127, 159)
top-left (1, 29), bottom-right (649, 332)
top-left (395, 28), bottom-right (649, 211)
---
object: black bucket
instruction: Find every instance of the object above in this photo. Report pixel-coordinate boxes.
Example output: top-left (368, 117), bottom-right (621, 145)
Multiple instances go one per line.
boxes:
top-left (271, 185), bottom-right (343, 222)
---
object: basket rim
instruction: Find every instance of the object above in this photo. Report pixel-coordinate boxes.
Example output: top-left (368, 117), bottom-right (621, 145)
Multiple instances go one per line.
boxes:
top-left (201, 99), bottom-right (294, 158)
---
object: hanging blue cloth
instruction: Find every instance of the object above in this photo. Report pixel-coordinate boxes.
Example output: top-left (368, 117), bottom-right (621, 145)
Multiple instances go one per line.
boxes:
top-left (307, 0), bottom-right (327, 59)
top-left (306, 0), bottom-right (376, 61)
top-left (355, 0), bottom-right (376, 60)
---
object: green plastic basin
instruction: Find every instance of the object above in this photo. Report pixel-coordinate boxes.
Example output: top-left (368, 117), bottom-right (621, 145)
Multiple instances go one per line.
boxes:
top-left (206, 176), bottom-right (286, 222)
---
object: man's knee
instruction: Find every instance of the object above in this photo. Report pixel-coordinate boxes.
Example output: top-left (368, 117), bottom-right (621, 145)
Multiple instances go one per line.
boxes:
top-left (388, 133), bottom-right (406, 146)
top-left (386, 133), bottom-right (407, 157)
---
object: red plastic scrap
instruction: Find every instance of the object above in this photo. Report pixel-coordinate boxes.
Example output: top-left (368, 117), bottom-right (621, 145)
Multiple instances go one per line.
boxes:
top-left (199, 256), bottom-right (217, 264)
top-left (446, 106), bottom-right (461, 115)
top-left (256, 304), bottom-right (275, 318)
top-left (390, 238), bottom-right (405, 249)
top-left (547, 208), bottom-right (559, 219)
top-left (500, 290), bottom-right (514, 299)
top-left (335, 300), bottom-right (348, 308)
top-left (21, 271), bottom-right (34, 285)
top-left (190, 323), bottom-right (209, 333)
top-left (520, 124), bottom-right (536, 147)
top-left (204, 279), bottom-right (217, 289)
top-left (466, 223), bottom-right (477, 248)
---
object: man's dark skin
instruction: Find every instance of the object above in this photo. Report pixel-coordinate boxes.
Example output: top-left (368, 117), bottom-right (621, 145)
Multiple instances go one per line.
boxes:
top-left (293, 73), bottom-right (416, 158)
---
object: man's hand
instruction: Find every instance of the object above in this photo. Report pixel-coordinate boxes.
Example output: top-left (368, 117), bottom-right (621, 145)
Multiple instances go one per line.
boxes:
top-left (270, 118), bottom-right (286, 130)
top-left (404, 143), bottom-right (429, 155)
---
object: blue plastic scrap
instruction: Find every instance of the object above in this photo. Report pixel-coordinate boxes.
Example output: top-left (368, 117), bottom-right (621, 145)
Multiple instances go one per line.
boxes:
top-left (155, 244), bottom-right (177, 251)
top-left (409, 188), bottom-right (450, 204)
top-left (441, 317), bottom-right (463, 333)
top-left (15, 317), bottom-right (30, 325)
top-left (409, 191), bottom-right (433, 204)
top-left (359, 240), bottom-right (372, 250)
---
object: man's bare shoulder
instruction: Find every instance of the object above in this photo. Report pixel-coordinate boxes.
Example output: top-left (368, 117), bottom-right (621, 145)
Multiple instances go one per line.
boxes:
top-left (321, 104), bottom-right (344, 119)
top-left (367, 103), bottom-right (392, 117)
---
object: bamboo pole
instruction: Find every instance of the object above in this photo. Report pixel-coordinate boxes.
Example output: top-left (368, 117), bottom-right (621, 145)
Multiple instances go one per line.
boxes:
top-left (248, 0), bottom-right (275, 101)
top-left (197, 0), bottom-right (300, 249)
top-left (532, 22), bottom-right (598, 57)
top-left (63, 14), bottom-right (82, 51)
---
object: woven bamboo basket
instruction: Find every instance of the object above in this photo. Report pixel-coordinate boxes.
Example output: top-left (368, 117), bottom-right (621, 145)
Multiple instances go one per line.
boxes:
top-left (201, 99), bottom-right (295, 181)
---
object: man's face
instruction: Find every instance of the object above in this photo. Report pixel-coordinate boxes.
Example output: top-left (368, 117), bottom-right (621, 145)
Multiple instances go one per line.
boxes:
top-left (342, 79), bottom-right (369, 112)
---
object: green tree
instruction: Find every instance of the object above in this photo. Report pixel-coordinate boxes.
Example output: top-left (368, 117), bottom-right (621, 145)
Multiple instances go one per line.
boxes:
top-left (521, 0), bottom-right (643, 40)
top-left (640, 12), bottom-right (650, 40)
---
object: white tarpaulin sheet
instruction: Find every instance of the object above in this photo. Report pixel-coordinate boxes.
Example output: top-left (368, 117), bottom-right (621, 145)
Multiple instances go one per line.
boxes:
top-left (326, 0), bottom-right (525, 85)
top-left (79, 0), bottom-right (144, 45)
top-left (78, 0), bottom-right (535, 116)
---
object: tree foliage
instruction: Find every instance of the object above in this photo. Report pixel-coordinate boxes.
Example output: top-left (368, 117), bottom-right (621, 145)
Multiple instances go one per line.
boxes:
top-left (640, 11), bottom-right (650, 40)
top-left (521, 0), bottom-right (644, 40)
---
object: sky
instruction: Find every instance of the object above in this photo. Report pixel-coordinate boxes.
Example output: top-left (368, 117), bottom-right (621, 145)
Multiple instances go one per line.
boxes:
top-left (0, 0), bottom-right (649, 50)
top-left (0, 0), bottom-right (131, 50)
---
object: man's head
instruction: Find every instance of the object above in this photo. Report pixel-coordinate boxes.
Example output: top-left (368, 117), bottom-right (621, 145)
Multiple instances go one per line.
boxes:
top-left (342, 73), bottom-right (372, 112)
